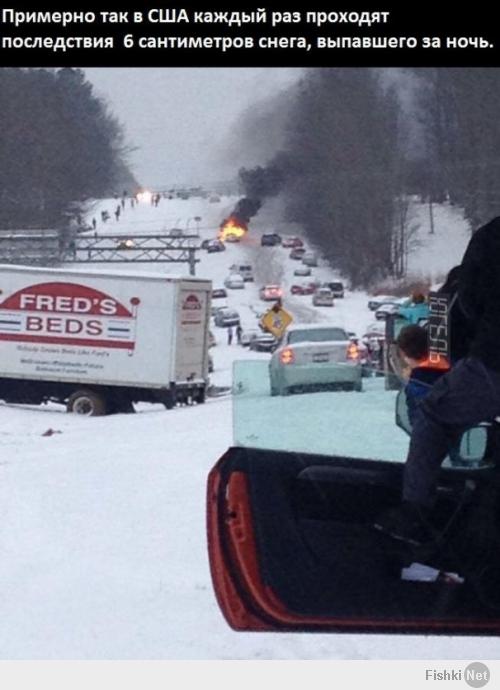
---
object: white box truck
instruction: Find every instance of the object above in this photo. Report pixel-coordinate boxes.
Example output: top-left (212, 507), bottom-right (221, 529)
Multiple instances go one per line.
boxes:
top-left (0, 265), bottom-right (212, 414)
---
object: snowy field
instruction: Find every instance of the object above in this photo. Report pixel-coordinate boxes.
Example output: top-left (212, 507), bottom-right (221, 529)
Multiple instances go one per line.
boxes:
top-left (1, 195), bottom-right (498, 659)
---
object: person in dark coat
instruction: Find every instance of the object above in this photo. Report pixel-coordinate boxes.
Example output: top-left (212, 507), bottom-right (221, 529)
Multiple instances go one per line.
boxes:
top-left (397, 291), bottom-right (429, 325)
top-left (236, 324), bottom-right (243, 345)
top-left (227, 326), bottom-right (233, 345)
top-left (375, 217), bottom-right (500, 545)
top-left (436, 265), bottom-right (475, 364)
top-left (396, 325), bottom-right (448, 427)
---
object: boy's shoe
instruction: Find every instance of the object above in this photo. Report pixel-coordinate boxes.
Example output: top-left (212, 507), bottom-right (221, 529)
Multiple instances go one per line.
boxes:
top-left (373, 502), bottom-right (433, 546)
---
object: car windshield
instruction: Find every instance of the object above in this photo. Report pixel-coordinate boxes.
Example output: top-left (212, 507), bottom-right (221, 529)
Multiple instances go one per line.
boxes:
top-left (287, 327), bottom-right (347, 343)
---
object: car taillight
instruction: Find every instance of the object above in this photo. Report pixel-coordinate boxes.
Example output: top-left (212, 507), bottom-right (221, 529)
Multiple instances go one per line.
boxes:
top-left (347, 343), bottom-right (359, 360)
top-left (280, 348), bottom-right (295, 365)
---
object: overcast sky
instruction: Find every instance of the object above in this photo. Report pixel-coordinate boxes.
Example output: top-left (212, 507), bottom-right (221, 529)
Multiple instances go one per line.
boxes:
top-left (84, 68), bottom-right (302, 190)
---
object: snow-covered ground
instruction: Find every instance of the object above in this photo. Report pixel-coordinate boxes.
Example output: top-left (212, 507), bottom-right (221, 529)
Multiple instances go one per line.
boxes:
top-left (2, 195), bottom-right (497, 660)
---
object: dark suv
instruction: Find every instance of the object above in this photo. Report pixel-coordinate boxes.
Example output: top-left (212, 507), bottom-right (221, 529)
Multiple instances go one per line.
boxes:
top-left (261, 233), bottom-right (282, 246)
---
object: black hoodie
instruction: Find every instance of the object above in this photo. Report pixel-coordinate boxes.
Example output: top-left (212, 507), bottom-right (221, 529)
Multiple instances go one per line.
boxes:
top-left (458, 216), bottom-right (500, 370)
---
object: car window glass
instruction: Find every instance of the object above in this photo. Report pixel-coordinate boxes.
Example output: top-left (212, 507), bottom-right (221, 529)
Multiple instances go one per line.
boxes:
top-left (288, 328), bottom-right (346, 344)
top-left (232, 360), bottom-right (408, 462)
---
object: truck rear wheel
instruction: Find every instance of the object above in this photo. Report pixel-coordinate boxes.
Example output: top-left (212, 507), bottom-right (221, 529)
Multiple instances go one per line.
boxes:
top-left (67, 389), bottom-right (107, 416)
top-left (162, 390), bottom-right (176, 410)
top-left (194, 387), bottom-right (206, 404)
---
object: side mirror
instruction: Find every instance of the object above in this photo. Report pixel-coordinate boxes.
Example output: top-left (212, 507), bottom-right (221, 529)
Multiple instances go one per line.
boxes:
top-left (450, 426), bottom-right (489, 468)
top-left (395, 389), bottom-right (412, 435)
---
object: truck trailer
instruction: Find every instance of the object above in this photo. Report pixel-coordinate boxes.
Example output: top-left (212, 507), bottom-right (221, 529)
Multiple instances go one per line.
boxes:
top-left (0, 265), bottom-right (212, 414)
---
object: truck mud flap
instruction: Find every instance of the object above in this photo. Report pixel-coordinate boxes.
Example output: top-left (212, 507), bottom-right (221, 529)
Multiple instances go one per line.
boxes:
top-left (207, 446), bottom-right (500, 635)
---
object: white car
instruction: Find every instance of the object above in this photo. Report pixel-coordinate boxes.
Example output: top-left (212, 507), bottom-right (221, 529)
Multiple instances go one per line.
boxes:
top-left (367, 295), bottom-right (397, 311)
top-left (269, 324), bottom-right (362, 395)
top-left (214, 308), bottom-right (240, 327)
top-left (375, 302), bottom-right (399, 320)
top-left (224, 273), bottom-right (245, 289)
top-left (312, 288), bottom-right (334, 307)
top-left (293, 266), bottom-right (312, 277)
top-left (240, 328), bottom-right (262, 347)
top-left (302, 251), bottom-right (318, 267)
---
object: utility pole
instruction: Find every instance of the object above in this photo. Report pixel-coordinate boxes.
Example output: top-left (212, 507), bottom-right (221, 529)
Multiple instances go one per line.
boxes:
top-left (428, 195), bottom-right (435, 235)
top-left (189, 248), bottom-right (196, 276)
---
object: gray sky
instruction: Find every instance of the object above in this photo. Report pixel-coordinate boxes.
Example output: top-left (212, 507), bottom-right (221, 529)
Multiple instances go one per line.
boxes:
top-left (84, 68), bottom-right (302, 189)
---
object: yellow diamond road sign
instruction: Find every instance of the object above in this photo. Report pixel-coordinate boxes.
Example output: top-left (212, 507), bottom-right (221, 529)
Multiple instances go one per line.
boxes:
top-left (260, 306), bottom-right (293, 339)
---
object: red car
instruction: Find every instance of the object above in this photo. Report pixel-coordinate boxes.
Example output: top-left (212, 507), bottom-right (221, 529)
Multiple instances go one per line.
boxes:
top-left (259, 285), bottom-right (283, 301)
top-left (282, 236), bottom-right (304, 249)
top-left (290, 283), bottom-right (315, 295)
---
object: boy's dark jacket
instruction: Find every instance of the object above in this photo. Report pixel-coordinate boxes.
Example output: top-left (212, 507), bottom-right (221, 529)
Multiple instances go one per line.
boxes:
top-left (458, 216), bottom-right (500, 370)
top-left (406, 364), bottom-right (446, 425)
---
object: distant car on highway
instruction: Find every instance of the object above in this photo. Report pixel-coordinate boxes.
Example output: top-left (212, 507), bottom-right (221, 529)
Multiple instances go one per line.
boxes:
top-left (240, 328), bottom-right (262, 347)
top-left (211, 288), bottom-right (228, 299)
top-left (312, 287), bottom-right (334, 307)
top-left (290, 282), bottom-right (315, 296)
top-left (259, 284), bottom-right (283, 301)
top-left (367, 295), bottom-right (397, 310)
top-left (249, 332), bottom-right (279, 353)
top-left (302, 251), bottom-right (318, 267)
top-left (229, 263), bottom-right (254, 282)
top-left (214, 308), bottom-right (240, 328)
top-left (261, 233), bottom-right (282, 246)
top-left (117, 239), bottom-right (134, 250)
top-left (289, 247), bottom-right (306, 260)
top-left (293, 266), bottom-right (312, 277)
top-left (323, 281), bottom-right (345, 298)
top-left (281, 236), bottom-right (304, 248)
top-left (375, 302), bottom-right (400, 320)
top-left (269, 324), bottom-right (363, 395)
top-left (207, 239), bottom-right (225, 253)
top-left (224, 273), bottom-right (245, 290)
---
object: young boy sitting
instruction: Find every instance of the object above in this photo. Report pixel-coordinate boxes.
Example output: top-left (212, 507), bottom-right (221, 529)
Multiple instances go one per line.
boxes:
top-left (396, 325), bottom-right (449, 426)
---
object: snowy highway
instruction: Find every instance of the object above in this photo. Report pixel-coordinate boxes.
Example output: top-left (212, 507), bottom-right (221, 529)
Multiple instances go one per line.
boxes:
top-left (1, 194), bottom-right (496, 659)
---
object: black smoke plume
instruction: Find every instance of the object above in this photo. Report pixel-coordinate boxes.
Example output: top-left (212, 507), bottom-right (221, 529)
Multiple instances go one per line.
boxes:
top-left (222, 152), bottom-right (294, 229)
top-left (232, 69), bottom-right (403, 287)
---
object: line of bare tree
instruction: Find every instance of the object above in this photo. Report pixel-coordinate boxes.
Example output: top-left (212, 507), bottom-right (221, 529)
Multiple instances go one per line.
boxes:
top-left (409, 68), bottom-right (500, 230)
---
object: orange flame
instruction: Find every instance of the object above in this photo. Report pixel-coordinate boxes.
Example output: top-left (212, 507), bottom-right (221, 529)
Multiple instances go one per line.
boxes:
top-left (218, 218), bottom-right (247, 242)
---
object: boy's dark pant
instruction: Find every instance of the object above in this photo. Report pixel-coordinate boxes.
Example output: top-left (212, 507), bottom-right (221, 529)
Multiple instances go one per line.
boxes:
top-left (404, 357), bottom-right (500, 507)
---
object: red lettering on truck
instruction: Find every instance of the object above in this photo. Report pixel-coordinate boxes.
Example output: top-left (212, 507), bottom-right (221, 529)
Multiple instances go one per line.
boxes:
top-left (0, 282), bottom-right (138, 351)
